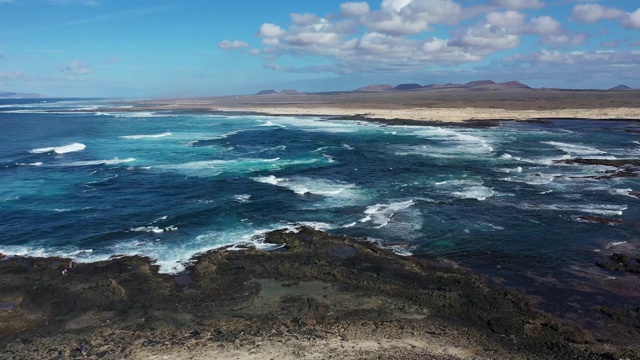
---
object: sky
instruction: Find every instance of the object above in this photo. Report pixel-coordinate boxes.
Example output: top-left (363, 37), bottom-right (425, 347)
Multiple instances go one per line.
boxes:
top-left (0, 0), bottom-right (639, 97)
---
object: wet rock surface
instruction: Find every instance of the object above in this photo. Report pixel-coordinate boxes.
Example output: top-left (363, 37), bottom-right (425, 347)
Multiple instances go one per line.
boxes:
top-left (1, 228), bottom-right (638, 359)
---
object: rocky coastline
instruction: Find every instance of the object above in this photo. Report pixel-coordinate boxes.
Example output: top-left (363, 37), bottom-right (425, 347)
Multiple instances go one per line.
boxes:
top-left (1, 227), bottom-right (639, 359)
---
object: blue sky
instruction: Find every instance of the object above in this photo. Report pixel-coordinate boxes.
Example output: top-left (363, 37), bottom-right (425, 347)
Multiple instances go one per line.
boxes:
top-left (0, 0), bottom-right (639, 97)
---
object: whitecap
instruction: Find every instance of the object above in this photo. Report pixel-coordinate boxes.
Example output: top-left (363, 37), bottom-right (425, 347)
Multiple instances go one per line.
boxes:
top-left (130, 225), bottom-right (178, 233)
top-left (30, 143), bottom-right (86, 154)
top-left (66, 157), bottom-right (136, 166)
top-left (253, 176), bottom-right (361, 201)
top-left (120, 132), bottom-right (172, 139)
top-left (359, 200), bottom-right (415, 228)
top-left (285, 221), bottom-right (334, 232)
top-left (609, 188), bottom-right (638, 198)
top-left (452, 186), bottom-right (494, 201)
top-left (234, 194), bottom-right (252, 203)
top-left (500, 173), bottom-right (560, 185)
top-left (16, 162), bottom-right (43, 166)
top-left (543, 141), bottom-right (606, 156)
top-left (520, 203), bottom-right (627, 216)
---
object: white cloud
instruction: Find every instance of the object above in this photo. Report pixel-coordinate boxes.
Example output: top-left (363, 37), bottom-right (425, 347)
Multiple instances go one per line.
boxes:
top-left (291, 13), bottom-right (320, 25)
top-left (572, 4), bottom-right (640, 29)
top-left (59, 60), bottom-right (91, 75)
top-left (451, 23), bottom-right (520, 51)
top-left (217, 40), bottom-right (249, 50)
top-left (491, 0), bottom-right (544, 10)
top-left (340, 2), bottom-right (370, 17)
top-left (540, 32), bottom-right (587, 46)
top-left (571, 4), bottom-right (625, 23)
top-left (363, 0), bottom-right (463, 35)
top-left (486, 11), bottom-right (525, 28)
top-left (257, 23), bottom-right (286, 38)
top-left (621, 8), bottom-right (640, 29)
top-left (525, 16), bottom-right (561, 35)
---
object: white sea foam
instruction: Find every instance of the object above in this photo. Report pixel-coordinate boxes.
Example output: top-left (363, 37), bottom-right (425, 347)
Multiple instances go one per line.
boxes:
top-left (234, 194), bottom-right (252, 203)
top-left (285, 221), bottom-right (334, 232)
top-left (610, 188), bottom-right (638, 198)
top-left (500, 173), bottom-right (560, 185)
top-left (400, 127), bottom-right (494, 156)
top-left (16, 162), bottom-right (43, 166)
top-left (130, 225), bottom-right (178, 233)
top-left (359, 200), bottom-right (415, 228)
top-left (253, 175), bottom-right (361, 201)
top-left (520, 203), bottom-right (627, 216)
top-left (452, 186), bottom-right (494, 201)
top-left (114, 111), bottom-right (156, 118)
top-left (498, 167), bottom-right (523, 173)
top-left (30, 143), bottom-right (86, 154)
top-left (543, 141), bottom-right (606, 156)
top-left (66, 157), bottom-right (136, 166)
top-left (322, 154), bottom-right (336, 163)
top-left (258, 120), bottom-right (286, 128)
top-left (120, 132), bottom-right (172, 139)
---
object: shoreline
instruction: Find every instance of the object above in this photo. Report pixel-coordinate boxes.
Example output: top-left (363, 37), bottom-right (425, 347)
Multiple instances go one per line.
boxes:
top-left (212, 106), bottom-right (640, 123)
top-left (1, 227), bottom-right (639, 359)
top-left (95, 88), bottom-right (640, 124)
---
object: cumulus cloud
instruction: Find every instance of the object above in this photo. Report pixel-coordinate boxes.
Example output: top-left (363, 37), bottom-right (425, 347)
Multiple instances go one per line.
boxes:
top-left (340, 2), bottom-right (370, 17)
top-left (571, 4), bottom-right (625, 23)
top-left (451, 23), bottom-right (520, 51)
top-left (491, 0), bottom-right (544, 10)
top-left (217, 40), bottom-right (249, 50)
top-left (525, 16), bottom-right (561, 34)
top-left (59, 60), bottom-right (91, 75)
top-left (486, 11), bottom-right (525, 28)
top-left (234, 0), bottom-right (625, 79)
top-left (621, 8), bottom-right (640, 29)
top-left (572, 4), bottom-right (640, 29)
top-left (258, 23), bottom-right (286, 38)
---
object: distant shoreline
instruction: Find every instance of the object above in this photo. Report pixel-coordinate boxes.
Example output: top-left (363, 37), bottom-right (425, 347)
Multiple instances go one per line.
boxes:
top-left (105, 88), bottom-right (640, 123)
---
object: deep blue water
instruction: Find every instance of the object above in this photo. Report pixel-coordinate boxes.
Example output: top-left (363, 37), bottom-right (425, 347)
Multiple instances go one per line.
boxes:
top-left (1, 98), bottom-right (639, 309)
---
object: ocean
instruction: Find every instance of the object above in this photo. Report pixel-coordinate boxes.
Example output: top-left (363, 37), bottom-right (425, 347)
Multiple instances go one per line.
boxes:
top-left (1, 98), bottom-right (639, 314)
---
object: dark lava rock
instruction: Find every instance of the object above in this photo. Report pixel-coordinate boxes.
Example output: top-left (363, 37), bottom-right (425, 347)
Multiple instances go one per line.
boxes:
top-left (597, 253), bottom-right (640, 274)
top-left (1, 227), bottom-right (638, 359)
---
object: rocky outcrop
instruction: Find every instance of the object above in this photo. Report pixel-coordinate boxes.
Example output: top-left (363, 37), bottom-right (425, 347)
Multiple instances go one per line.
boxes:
top-left (2, 227), bottom-right (634, 359)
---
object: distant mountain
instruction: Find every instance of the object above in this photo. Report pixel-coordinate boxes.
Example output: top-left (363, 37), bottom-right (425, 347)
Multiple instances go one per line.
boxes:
top-left (497, 81), bottom-right (531, 89)
top-left (361, 80), bottom-right (531, 92)
top-left (355, 84), bottom-right (394, 92)
top-left (464, 79), bottom-right (495, 87)
top-left (609, 85), bottom-right (632, 91)
top-left (393, 83), bottom-right (423, 91)
top-left (255, 89), bottom-right (277, 95)
top-left (280, 89), bottom-right (300, 95)
top-left (0, 91), bottom-right (45, 98)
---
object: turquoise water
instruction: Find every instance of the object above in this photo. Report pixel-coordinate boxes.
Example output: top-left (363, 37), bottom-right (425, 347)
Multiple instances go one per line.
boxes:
top-left (1, 98), bottom-right (639, 308)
